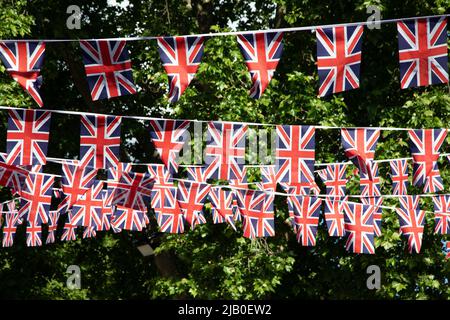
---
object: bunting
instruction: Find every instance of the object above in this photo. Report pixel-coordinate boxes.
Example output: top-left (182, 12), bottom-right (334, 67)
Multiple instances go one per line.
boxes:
top-left (395, 195), bottom-right (425, 253)
top-left (0, 41), bottom-right (46, 106)
top-left (237, 32), bottom-right (283, 98)
top-left (432, 195), bottom-right (450, 234)
top-left (287, 195), bottom-right (322, 246)
top-left (343, 202), bottom-right (375, 254)
top-left (389, 159), bottom-right (409, 195)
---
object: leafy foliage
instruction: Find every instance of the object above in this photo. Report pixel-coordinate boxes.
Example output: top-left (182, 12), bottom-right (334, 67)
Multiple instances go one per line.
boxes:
top-left (0, 0), bottom-right (448, 299)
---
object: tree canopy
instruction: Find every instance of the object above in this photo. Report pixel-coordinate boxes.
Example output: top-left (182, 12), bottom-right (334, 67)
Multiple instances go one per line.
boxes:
top-left (0, 0), bottom-right (449, 299)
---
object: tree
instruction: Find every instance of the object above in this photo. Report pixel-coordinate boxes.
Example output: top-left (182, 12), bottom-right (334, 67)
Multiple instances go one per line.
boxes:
top-left (0, 0), bottom-right (448, 299)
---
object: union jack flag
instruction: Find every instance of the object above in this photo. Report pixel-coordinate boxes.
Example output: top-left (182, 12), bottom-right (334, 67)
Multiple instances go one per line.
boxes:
top-left (6, 109), bottom-right (51, 166)
top-left (319, 164), bottom-right (348, 196)
top-left (149, 119), bottom-right (190, 174)
top-left (395, 195), bottom-right (425, 253)
top-left (397, 17), bottom-right (448, 88)
top-left (46, 210), bottom-right (60, 244)
top-left (107, 162), bottom-right (133, 181)
top-left (19, 172), bottom-right (54, 227)
top-left (316, 25), bottom-right (363, 96)
top-left (157, 36), bottom-right (205, 103)
top-left (236, 32), bottom-right (283, 98)
top-left (359, 163), bottom-right (381, 197)
top-left (389, 159), bottom-right (409, 195)
top-left (0, 41), bottom-right (45, 107)
top-left (432, 195), bottom-right (450, 235)
top-left (287, 195), bottom-right (322, 246)
top-left (61, 215), bottom-right (77, 241)
top-left (343, 201), bottom-right (375, 254)
top-left (80, 114), bottom-right (122, 170)
top-left (151, 186), bottom-right (184, 234)
top-left (408, 129), bottom-right (447, 193)
top-left (2, 211), bottom-right (22, 247)
top-left (236, 189), bottom-right (275, 238)
top-left (111, 206), bottom-right (148, 231)
top-left (341, 128), bottom-right (380, 178)
top-left (276, 125), bottom-right (315, 195)
top-left (109, 171), bottom-right (154, 211)
top-left (361, 196), bottom-right (383, 237)
top-left (324, 196), bottom-right (348, 237)
top-left (26, 220), bottom-right (43, 246)
top-left (185, 165), bottom-right (214, 183)
top-left (58, 162), bottom-right (97, 213)
top-left (0, 153), bottom-right (29, 195)
top-left (228, 169), bottom-right (250, 222)
top-left (80, 40), bottom-right (136, 100)
top-left (208, 187), bottom-right (236, 230)
top-left (70, 181), bottom-right (104, 228)
top-left (205, 122), bottom-right (248, 181)
top-left (176, 180), bottom-right (210, 230)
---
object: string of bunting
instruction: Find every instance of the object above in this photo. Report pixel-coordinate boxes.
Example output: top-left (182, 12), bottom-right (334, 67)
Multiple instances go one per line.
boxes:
top-left (0, 14), bottom-right (448, 106)
top-left (0, 106), bottom-right (449, 257)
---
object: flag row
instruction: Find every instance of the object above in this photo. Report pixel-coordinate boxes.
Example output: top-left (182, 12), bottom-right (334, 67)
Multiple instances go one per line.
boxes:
top-left (0, 160), bottom-right (449, 257)
top-left (3, 108), bottom-right (450, 196)
top-left (0, 16), bottom-right (448, 106)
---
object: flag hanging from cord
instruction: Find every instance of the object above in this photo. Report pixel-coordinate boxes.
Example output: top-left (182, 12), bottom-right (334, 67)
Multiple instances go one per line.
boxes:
top-left (395, 195), bottom-right (425, 253)
top-left (157, 36), bottom-right (205, 103)
top-left (343, 201), bottom-right (375, 254)
top-left (6, 109), bottom-right (51, 166)
top-left (237, 32), bottom-right (283, 98)
top-left (80, 114), bottom-right (122, 170)
top-left (397, 17), bottom-right (448, 88)
top-left (431, 195), bottom-right (450, 235)
top-left (316, 25), bottom-right (363, 96)
top-left (0, 41), bottom-right (46, 107)
top-left (287, 195), bottom-right (322, 246)
top-left (341, 128), bottom-right (380, 179)
top-left (80, 40), bottom-right (136, 100)
top-left (408, 129), bottom-right (447, 193)
top-left (389, 159), bottom-right (409, 195)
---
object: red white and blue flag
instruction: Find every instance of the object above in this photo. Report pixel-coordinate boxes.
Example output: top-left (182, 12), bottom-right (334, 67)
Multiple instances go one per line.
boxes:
top-left (236, 189), bottom-right (275, 239)
top-left (432, 195), bottom-right (450, 235)
top-left (70, 181), bottom-right (104, 229)
top-left (0, 41), bottom-right (46, 107)
top-left (2, 211), bottom-right (22, 247)
top-left (109, 171), bottom-right (154, 211)
top-left (205, 122), bottom-right (248, 181)
top-left (80, 114), bottom-right (122, 170)
top-left (316, 25), bottom-right (363, 96)
top-left (389, 159), bottom-right (409, 195)
top-left (97, 189), bottom-right (114, 232)
top-left (324, 196), bottom-right (348, 237)
top-left (80, 40), bottom-right (136, 100)
top-left (18, 172), bottom-right (54, 227)
top-left (147, 164), bottom-right (174, 185)
top-left (318, 164), bottom-right (347, 196)
top-left (408, 129), bottom-right (447, 193)
top-left (361, 196), bottom-right (383, 237)
top-left (445, 241), bottom-right (450, 259)
top-left (395, 195), bottom-right (425, 253)
top-left (151, 185), bottom-right (184, 234)
top-left (6, 109), bottom-right (51, 166)
top-left (276, 125), bottom-right (315, 195)
top-left (176, 180), bottom-right (210, 230)
top-left (397, 17), bottom-right (448, 88)
top-left (343, 201), bottom-right (375, 254)
top-left (157, 36), bottom-right (205, 103)
top-left (185, 165), bottom-right (214, 183)
top-left (149, 119), bottom-right (190, 174)
top-left (208, 187), bottom-right (236, 230)
top-left (237, 32), bottom-right (283, 98)
top-left (0, 152), bottom-right (29, 195)
top-left (341, 128), bottom-right (380, 178)
top-left (46, 210), bottom-right (60, 244)
top-left (58, 162), bottom-right (97, 213)
top-left (257, 165), bottom-right (278, 193)
top-left (111, 206), bottom-right (148, 231)
top-left (287, 195), bottom-right (322, 246)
